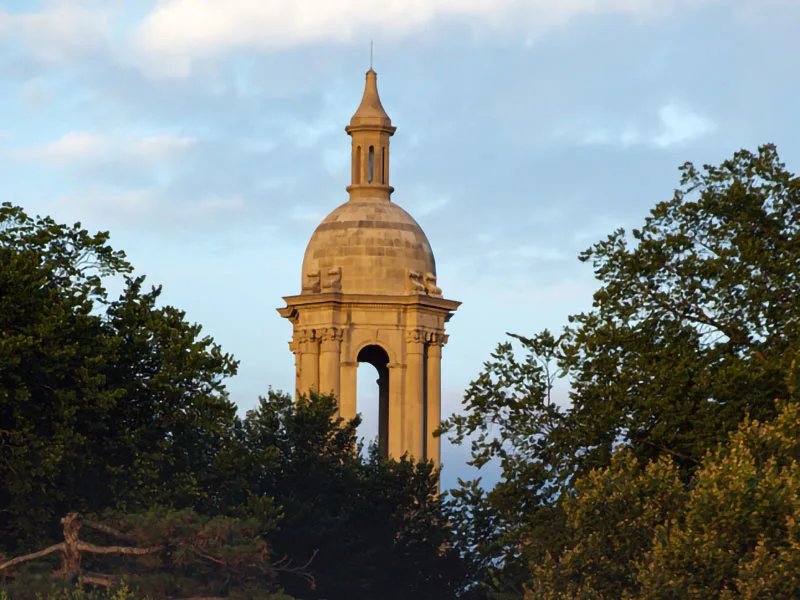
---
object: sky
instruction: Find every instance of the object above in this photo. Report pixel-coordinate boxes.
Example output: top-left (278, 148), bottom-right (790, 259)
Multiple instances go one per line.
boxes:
top-left (1, 0), bottom-right (799, 491)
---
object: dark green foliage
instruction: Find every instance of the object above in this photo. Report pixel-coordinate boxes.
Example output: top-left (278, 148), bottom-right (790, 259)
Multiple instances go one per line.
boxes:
top-left (442, 144), bottom-right (800, 596)
top-left (524, 396), bottom-right (800, 599)
top-left (0, 509), bottom-right (294, 600)
top-left (0, 202), bottom-right (463, 598)
top-left (0, 203), bottom-right (239, 552)
top-left (232, 391), bottom-right (464, 600)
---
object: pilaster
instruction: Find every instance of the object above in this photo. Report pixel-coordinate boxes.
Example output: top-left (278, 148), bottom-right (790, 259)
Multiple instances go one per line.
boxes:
top-left (425, 332), bottom-right (447, 468)
top-left (297, 329), bottom-right (320, 396)
top-left (319, 327), bottom-right (344, 401)
top-left (404, 329), bottom-right (426, 459)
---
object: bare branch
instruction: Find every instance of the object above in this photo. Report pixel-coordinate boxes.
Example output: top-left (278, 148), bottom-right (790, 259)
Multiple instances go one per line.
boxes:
top-left (75, 542), bottom-right (163, 556)
top-left (81, 573), bottom-right (117, 587)
top-left (0, 543), bottom-right (65, 571)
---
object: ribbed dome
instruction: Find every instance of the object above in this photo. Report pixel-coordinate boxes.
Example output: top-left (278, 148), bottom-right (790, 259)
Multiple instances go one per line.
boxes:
top-left (301, 199), bottom-right (436, 296)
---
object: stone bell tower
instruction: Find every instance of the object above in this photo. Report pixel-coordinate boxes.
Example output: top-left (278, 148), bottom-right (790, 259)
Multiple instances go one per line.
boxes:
top-left (277, 68), bottom-right (459, 466)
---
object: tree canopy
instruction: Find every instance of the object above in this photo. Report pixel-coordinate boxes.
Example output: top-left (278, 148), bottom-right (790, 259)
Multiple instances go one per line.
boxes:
top-left (443, 143), bottom-right (800, 597)
top-left (0, 203), bottom-right (462, 599)
top-left (3, 142), bottom-right (799, 599)
top-left (0, 203), bottom-right (240, 551)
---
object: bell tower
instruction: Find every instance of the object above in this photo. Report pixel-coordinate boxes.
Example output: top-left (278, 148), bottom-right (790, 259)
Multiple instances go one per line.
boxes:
top-left (277, 68), bottom-right (460, 467)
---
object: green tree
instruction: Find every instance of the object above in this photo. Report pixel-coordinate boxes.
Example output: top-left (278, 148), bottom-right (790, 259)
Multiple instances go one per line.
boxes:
top-left (233, 391), bottom-right (464, 600)
top-left (0, 203), bottom-right (239, 551)
top-left (524, 452), bottom-right (685, 599)
top-left (442, 144), bottom-right (800, 594)
top-left (0, 508), bottom-right (296, 600)
top-left (0, 203), bottom-right (465, 599)
top-left (523, 395), bottom-right (800, 599)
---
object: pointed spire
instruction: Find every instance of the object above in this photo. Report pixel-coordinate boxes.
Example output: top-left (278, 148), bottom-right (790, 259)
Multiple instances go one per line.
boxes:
top-left (345, 69), bottom-right (396, 202)
top-left (348, 69), bottom-right (393, 129)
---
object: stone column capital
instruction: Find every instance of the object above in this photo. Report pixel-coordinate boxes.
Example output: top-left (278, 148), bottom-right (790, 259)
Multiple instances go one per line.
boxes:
top-left (405, 328), bottom-right (426, 353)
top-left (294, 328), bottom-right (316, 343)
top-left (426, 331), bottom-right (448, 352)
top-left (320, 326), bottom-right (344, 353)
top-left (295, 328), bottom-right (321, 353)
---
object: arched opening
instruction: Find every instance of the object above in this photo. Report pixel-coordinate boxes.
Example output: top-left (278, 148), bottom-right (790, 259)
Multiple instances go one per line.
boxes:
top-left (368, 146), bottom-right (375, 183)
top-left (381, 147), bottom-right (386, 184)
top-left (356, 344), bottom-right (389, 458)
top-left (354, 145), bottom-right (362, 184)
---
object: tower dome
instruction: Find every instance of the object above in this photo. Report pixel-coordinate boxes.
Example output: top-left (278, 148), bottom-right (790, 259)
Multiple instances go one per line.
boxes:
top-left (301, 200), bottom-right (435, 296)
top-left (299, 68), bottom-right (439, 297)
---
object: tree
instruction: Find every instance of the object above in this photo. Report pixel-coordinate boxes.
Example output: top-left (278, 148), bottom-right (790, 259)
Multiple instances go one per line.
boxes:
top-left (524, 391), bottom-right (800, 599)
top-left (442, 144), bottom-right (800, 594)
top-left (0, 203), bottom-right (465, 599)
top-left (232, 391), bottom-right (465, 600)
top-left (0, 508), bottom-right (299, 599)
top-left (0, 203), bottom-right (239, 551)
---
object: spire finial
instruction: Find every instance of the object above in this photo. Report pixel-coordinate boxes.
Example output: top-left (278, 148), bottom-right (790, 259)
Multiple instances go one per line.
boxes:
top-left (345, 66), bottom-right (396, 201)
top-left (347, 64), bottom-right (393, 128)
top-left (370, 40), bottom-right (374, 70)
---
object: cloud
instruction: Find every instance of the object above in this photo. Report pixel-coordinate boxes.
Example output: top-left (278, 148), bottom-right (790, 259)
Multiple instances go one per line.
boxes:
top-left (51, 186), bottom-right (246, 231)
top-left (12, 131), bottom-right (196, 165)
top-left (653, 102), bottom-right (715, 147)
top-left (133, 0), bottom-right (721, 77)
top-left (21, 79), bottom-right (51, 111)
top-left (0, 3), bottom-right (110, 64)
top-left (577, 101), bottom-right (714, 149)
top-left (14, 132), bottom-right (108, 163)
top-left (127, 134), bottom-right (197, 159)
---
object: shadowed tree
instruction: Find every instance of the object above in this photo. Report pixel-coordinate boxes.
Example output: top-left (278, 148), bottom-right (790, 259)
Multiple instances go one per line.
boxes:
top-left (442, 144), bottom-right (800, 596)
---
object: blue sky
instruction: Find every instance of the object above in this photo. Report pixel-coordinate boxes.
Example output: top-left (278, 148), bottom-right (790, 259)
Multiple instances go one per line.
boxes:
top-left (2, 0), bottom-right (799, 490)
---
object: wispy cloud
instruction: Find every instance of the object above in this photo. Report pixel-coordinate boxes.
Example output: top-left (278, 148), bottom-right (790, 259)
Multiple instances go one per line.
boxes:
top-left (578, 101), bottom-right (715, 149)
top-left (133, 0), bottom-right (724, 76)
top-left (52, 186), bottom-right (246, 230)
top-left (12, 132), bottom-right (197, 165)
top-left (0, 3), bottom-right (110, 64)
top-left (653, 102), bottom-right (715, 148)
top-left (14, 131), bottom-right (108, 163)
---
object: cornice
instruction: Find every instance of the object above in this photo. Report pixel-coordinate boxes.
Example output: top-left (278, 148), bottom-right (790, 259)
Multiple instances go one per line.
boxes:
top-left (278, 292), bottom-right (461, 314)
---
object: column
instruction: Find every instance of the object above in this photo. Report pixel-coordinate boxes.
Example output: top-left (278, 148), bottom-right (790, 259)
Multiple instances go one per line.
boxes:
top-left (377, 365), bottom-right (389, 458)
top-left (298, 330), bottom-right (319, 397)
top-left (339, 361), bottom-right (358, 423)
top-left (319, 327), bottom-right (343, 401)
top-left (388, 362), bottom-right (405, 458)
top-left (289, 340), bottom-right (301, 401)
top-left (426, 333), bottom-right (447, 468)
top-left (403, 329), bottom-right (426, 459)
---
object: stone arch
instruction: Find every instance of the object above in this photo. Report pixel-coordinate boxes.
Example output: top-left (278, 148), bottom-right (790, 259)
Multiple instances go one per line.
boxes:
top-left (356, 344), bottom-right (390, 458)
top-left (349, 336), bottom-right (399, 365)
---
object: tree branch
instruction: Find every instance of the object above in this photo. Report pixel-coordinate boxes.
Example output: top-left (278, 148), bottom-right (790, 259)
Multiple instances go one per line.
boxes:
top-left (0, 543), bottom-right (65, 571)
top-left (75, 541), bottom-right (163, 556)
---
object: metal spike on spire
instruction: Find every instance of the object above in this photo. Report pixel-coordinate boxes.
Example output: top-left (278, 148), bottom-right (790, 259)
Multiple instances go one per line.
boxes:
top-left (370, 40), bottom-right (374, 70)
